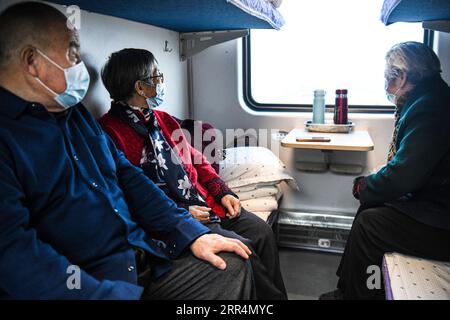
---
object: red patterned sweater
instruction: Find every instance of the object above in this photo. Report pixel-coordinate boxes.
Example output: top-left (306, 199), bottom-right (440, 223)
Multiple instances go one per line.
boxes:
top-left (98, 109), bottom-right (234, 218)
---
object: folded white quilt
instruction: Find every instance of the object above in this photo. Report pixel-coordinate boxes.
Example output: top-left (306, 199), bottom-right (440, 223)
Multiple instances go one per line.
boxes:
top-left (220, 147), bottom-right (298, 222)
top-left (241, 196), bottom-right (278, 213)
top-left (235, 184), bottom-right (282, 201)
top-left (220, 147), bottom-right (298, 190)
top-left (233, 182), bottom-right (281, 193)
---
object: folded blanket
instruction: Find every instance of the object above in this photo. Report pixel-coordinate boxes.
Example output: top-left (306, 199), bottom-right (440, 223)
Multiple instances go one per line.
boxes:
top-left (267, 0), bottom-right (282, 8)
top-left (228, 0), bottom-right (285, 30)
top-left (234, 184), bottom-right (282, 201)
top-left (220, 147), bottom-right (298, 190)
top-left (241, 196), bottom-right (278, 213)
top-left (232, 182), bottom-right (282, 193)
top-left (220, 147), bottom-right (298, 223)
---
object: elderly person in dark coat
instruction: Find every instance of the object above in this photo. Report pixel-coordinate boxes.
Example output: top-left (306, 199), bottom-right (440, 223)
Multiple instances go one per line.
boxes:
top-left (321, 41), bottom-right (450, 300)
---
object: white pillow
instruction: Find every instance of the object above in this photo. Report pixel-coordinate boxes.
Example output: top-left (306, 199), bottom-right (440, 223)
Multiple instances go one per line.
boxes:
top-left (219, 147), bottom-right (298, 189)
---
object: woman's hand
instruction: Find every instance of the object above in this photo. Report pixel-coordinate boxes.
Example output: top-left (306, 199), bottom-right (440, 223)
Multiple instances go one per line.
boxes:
top-left (221, 195), bottom-right (241, 219)
top-left (352, 176), bottom-right (366, 200)
top-left (189, 205), bottom-right (211, 224)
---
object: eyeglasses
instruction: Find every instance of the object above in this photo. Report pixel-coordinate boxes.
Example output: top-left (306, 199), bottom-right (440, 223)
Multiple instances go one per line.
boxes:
top-left (143, 71), bottom-right (164, 85)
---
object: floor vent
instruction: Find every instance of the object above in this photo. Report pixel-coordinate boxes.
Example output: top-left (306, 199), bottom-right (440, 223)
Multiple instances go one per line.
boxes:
top-left (275, 210), bottom-right (354, 253)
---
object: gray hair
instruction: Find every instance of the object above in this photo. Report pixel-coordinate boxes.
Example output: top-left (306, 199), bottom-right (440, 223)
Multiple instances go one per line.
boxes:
top-left (385, 41), bottom-right (442, 85)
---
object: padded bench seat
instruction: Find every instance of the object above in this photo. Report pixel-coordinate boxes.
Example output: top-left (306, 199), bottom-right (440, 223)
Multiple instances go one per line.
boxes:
top-left (382, 252), bottom-right (450, 300)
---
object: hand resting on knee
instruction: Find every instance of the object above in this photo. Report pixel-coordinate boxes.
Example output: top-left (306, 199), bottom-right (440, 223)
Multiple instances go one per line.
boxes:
top-left (190, 234), bottom-right (252, 270)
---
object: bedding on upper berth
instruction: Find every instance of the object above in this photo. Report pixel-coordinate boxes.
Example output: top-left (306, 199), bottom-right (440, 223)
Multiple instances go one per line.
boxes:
top-left (227, 0), bottom-right (285, 30)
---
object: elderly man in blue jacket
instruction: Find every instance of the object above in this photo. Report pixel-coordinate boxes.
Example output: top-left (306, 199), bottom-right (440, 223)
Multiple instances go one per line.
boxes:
top-left (321, 41), bottom-right (450, 300)
top-left (0, 2), bottom-right (254, 299)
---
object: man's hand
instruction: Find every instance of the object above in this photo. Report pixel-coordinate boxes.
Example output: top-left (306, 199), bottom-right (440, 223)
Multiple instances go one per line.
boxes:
top-left (189, 205), bottom-right (211, 224)
top-left (190, 234), bottom-right (251, 270)
top-left (221, 195), bottom-right (241, 219)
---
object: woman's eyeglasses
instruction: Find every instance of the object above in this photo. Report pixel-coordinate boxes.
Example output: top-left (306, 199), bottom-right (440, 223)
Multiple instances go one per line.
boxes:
top-left (143, 71), bottom-right (164, 85)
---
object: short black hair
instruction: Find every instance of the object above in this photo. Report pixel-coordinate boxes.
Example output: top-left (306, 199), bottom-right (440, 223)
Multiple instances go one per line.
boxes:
top-left (101, 48), bottom-right (158, 102)
top-left (0, 2), bottom-right (67, 67)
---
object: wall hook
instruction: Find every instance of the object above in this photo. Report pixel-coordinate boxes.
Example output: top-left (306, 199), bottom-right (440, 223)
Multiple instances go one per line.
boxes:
top-left (164, 40), bottom-right (173, 53)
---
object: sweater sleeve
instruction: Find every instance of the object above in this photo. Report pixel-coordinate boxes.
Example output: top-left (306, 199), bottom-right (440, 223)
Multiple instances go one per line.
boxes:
top-left (156, 111), bottom-right (237, 202)
top-left (190, 145), bottom-right (237, 201)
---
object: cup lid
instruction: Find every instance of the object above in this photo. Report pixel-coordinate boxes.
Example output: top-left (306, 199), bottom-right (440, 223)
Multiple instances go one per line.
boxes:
top-left (314, 89), bottom-right (326, 95)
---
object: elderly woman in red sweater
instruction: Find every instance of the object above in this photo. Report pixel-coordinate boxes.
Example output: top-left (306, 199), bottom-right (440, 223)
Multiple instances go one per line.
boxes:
top-left (98, 49), bottom-right (286, 299)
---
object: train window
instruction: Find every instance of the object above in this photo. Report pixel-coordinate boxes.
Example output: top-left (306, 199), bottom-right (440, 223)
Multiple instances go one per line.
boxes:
top-left (244, 0), bottom-right (427, 113)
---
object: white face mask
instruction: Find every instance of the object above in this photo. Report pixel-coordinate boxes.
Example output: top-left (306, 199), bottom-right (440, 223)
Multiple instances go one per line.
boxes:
top-left (385, 81), bottom-right (401, 105)
top-left (34, 49), bottom-right (90, 109)
top-left (145, 83), bottom-right (165, 109)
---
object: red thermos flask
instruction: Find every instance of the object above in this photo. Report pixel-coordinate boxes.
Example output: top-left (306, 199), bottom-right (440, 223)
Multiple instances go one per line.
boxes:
top-left (334, 89), bottom-right (348, 125)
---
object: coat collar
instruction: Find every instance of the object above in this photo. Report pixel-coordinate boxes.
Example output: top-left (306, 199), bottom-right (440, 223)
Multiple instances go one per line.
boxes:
top-left (0, 86), bottom-right (30, 119)
top-left (400, 75), bottom-right (448, 117)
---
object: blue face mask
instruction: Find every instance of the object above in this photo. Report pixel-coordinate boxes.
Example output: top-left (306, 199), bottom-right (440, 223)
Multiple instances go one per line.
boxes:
top-left (146, 83), bottom-right (165, 108)
top-left (34, 49), bottom-right (90, 109)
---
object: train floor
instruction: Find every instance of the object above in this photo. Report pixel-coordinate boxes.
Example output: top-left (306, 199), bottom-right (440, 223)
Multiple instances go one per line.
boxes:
top-left (279, 248), bottom-right (342, 300)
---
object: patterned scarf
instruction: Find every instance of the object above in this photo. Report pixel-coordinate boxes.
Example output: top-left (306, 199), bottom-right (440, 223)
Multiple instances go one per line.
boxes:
top-left (387, 107), bottom-right (401, 162)
top-left (110, 103), bottom-right (219, 221)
